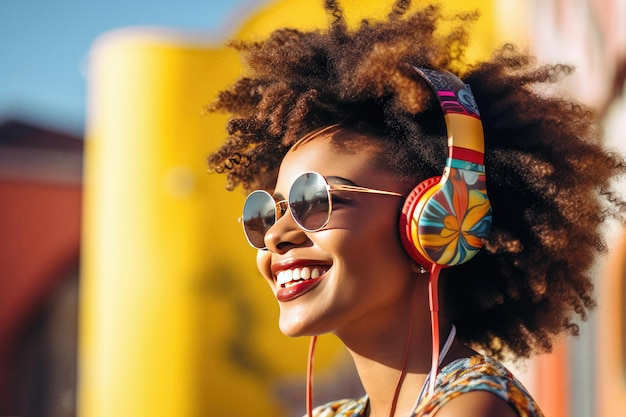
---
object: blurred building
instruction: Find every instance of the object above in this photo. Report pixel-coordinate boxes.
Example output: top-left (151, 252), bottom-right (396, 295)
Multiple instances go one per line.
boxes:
top-left (527, 1), bottom-right (626, 417)
top-left (0, 119), bottom-right (82, 417)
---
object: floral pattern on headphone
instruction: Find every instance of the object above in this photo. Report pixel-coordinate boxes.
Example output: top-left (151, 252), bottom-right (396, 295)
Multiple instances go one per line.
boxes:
top-left (414, 165), bottom-right (491, 266)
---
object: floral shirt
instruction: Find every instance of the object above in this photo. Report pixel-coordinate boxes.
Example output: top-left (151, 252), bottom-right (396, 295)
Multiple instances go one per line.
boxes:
top-left (310, 355), bottom-right (544, 417)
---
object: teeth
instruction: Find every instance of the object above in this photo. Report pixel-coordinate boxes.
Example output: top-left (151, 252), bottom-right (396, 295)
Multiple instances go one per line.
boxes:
top-left (276, 270), bottom-right (293, 286)
top-left (276, 267), bottom-right (324, 286)
top-left (301, 267), bottom-right (310, 279)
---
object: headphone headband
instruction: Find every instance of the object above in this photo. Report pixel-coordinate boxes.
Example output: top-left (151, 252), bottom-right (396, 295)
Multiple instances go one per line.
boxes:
top-left (411, 66), bottom-right (485, 165)
top-left (411, 67), bottom-right (480, 117)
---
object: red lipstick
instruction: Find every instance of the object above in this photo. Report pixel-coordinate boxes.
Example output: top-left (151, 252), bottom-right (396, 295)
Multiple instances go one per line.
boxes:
top-left (276, 278), bottom-right (322, 302)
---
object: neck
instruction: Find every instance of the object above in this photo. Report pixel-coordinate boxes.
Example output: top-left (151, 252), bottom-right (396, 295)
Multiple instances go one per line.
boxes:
top-left (352, 328), bottom-right (467, 417)
top-left (349, 344), bottom-right (430, 417)
top-left (338, 279), bottom-right (434, 417)
top-left (334, 273), bottom-right (469, 417)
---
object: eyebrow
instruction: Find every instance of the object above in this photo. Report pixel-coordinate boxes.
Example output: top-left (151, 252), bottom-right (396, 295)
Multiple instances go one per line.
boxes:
top-left (326, 175), bottom-right (357, 186)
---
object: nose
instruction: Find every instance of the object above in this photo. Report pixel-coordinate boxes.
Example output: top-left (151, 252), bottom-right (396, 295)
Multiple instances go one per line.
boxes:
top-left (264, 206), bottom-right (309, 252)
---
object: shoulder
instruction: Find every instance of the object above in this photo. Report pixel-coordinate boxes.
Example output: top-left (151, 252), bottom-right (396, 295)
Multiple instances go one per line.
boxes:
top-left (414, 356), bottom-right (544, 417)
top-left (309, 395), bottom-right (368, 417)
top-left (433, 391), bottom-right (519, 417)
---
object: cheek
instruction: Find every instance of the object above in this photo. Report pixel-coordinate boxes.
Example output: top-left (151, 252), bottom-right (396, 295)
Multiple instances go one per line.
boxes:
top-left (336, 204), bottom-right (408, 261)
top-left (348, 237), bottom-right (409, 280)
top-left (256, 250), bottom-right (274, 286)
top-left (323, 212), bottom-right (411, 276)
top-left (356, 223), bottom-right (411, 280)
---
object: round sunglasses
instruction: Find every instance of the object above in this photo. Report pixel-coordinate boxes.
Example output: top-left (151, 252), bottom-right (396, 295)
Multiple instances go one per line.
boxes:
top-left (241, 171), bottom-right (404, 249)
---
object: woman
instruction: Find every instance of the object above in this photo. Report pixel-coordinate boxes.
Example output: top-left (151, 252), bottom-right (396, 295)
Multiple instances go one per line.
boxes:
top-left (208, 1), bottom-right (625, 416)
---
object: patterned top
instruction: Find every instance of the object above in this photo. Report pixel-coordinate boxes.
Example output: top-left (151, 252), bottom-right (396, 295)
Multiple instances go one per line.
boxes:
top-left (310, 355), bottom-right (544, 417)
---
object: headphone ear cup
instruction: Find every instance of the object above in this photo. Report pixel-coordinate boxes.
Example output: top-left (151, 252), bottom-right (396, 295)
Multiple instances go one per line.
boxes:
top-left (401, 168), bottom-right (492, 268)
top-left (399, 176), bottom-right (441, 268)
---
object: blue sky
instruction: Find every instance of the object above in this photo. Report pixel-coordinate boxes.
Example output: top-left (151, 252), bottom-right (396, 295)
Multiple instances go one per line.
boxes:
top-left (0, 0), bottom-right (269, 134)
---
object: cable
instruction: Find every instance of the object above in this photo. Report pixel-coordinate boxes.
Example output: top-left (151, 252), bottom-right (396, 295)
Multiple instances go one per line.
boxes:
top-left (306, 335), bottom-right (318, 417)
top-left (428, 264), bottom-right (442, 395)
top-left (387, 279), bottom-right (421, 417)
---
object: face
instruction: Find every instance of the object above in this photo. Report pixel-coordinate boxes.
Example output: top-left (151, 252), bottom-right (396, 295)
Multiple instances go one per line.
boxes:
top-left (255, 129), bottom-right (418, 339)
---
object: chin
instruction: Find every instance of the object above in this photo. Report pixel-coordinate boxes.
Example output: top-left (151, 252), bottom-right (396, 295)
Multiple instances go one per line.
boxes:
top-left (278, 315), bottom-right (323, 338)
top-left (279, 321), bottom-right (308, 338)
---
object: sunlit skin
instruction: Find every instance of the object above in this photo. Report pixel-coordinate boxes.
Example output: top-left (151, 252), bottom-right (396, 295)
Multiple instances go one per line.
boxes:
top-left (254, 129), bottom-right (516, 417)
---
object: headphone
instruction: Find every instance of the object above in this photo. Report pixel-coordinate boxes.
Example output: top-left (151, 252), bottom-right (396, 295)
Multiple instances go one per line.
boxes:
top-left (399, 67), bottom-right (492, 268)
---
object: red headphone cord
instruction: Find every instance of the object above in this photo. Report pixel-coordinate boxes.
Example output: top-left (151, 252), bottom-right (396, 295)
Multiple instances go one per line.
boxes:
top-left (427, 263), bottom-right (442, 395)
top-left (306, 335), bottom-right (317, 417)
top-left (386, 274), bottom-right (421, 417)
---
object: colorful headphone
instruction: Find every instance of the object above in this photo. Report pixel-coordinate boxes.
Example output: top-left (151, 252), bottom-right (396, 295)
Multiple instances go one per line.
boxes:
top-left (399, 67), bottom-right (492, 268)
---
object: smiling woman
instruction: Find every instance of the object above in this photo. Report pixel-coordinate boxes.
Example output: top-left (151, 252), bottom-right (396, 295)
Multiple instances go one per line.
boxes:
top-left (207, 1), bottom-right (626, 416)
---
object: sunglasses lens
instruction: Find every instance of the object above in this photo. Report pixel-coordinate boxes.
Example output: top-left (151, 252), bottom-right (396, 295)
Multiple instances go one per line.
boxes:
top-left (289, 172), bottom-right (331, 231)
top-left (242, 190), bottom-right (276, 248)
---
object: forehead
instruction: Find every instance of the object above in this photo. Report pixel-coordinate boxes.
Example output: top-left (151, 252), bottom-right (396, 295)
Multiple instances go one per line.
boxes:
top-left (275, 129), bottom-right (389, 190)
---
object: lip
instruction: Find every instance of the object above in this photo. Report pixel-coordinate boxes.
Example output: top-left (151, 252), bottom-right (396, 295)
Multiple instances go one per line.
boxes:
top-left (276, 278), bottom-right (322, 302)
top-left (271, 258), bottom-right (328, 274)
top-left (271, 259), bottom-right (330, 302)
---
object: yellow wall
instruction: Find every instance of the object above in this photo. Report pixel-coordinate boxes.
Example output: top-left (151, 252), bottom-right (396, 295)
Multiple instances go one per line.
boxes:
top-left (79, 1), bottom-right (504, 416)
top-left (80, 27), bottom-right (340, 417)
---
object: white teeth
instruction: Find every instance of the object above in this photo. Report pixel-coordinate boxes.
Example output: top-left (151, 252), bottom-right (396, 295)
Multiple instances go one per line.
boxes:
top-left (301, 267), bottom-right (311, 280)
top-left (276, 270), bottom-right (292, 285)
top-left (276, 267), bottom-right (324, 286)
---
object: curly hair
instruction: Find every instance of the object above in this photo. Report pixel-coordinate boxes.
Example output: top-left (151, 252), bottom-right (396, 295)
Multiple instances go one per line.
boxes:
top-left (207, 0), bottom-right (626, 359)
